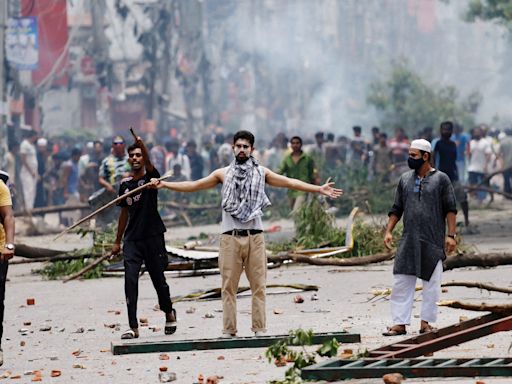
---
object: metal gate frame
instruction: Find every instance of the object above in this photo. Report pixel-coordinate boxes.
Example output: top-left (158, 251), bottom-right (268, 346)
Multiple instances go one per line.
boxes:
top-left (301, 311), bottom-right (512, 380)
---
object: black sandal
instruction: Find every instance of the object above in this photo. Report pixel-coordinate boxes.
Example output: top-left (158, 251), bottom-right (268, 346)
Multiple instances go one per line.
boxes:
top-left (165, 308), bottom-right (177, 335)
top-left (121, 329), bottom-right (139, 339)
top-left (382, 326), bottom-right (407, 337)
top-left (419, 325), bottom-right (437, 334)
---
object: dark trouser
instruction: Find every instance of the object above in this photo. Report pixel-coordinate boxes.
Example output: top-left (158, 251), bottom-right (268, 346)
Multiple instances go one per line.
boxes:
top-left (123, 235), bottom-right (172, 329)
top-left (0, 261), bottom-right (8, 346)
top-left (504, 169), bottom-right (512, 195)
top-left (468, 171), bottom-right (486, 201)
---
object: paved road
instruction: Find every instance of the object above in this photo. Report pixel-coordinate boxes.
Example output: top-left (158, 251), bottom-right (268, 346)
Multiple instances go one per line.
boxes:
top-left (2, 200), bottom-right (511, 383)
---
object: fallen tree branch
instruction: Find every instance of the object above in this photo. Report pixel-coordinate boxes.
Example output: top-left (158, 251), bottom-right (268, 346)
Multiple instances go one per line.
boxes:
top-left (14, 204), bottom-right (90, 217)
top-left (437, 300), bottom-right (512, 313)
top-left (14, 244), bottom-right (67, 258)
top-left (63, 252), bottom-right (112, 283)
top-left (267, 251), bottom-right (394, 266)
top-left (444, 252), bottom-right (512, 270)
top-left (172, 284), bottom-right (319, 302)
top-left (441, 281), bottom-right (512, 294)
top-left (464, 185), bottom-right (512, 200)
top-left (370, 281), bottom-right (512, 300)
top-left (10, 253), bottom-right (97, 265)
top-left (479, 167), bottom-right (512, 185)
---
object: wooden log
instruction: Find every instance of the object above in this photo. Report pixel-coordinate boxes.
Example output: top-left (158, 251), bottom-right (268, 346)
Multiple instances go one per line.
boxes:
top-left (267, 251), bottom-right (394, 266)
top-left (14, 204), bottom-right (90, 217)
top-left (10, 253), bottom-right (97, 265)
top-left (441, 281), bottom-right (512, 294)
top-left (437, 300), bottom-right (512, 313)
top-left (14, 244), bottom-right (66, 258)
top-left (444, 252), bottom-right (512, 270)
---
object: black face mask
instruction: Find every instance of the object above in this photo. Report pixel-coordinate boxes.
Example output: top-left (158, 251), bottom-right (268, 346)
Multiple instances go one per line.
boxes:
top-left (408, 156), bottom-right (425, 170)
top-left (441, 133), bottom-right (451, 140)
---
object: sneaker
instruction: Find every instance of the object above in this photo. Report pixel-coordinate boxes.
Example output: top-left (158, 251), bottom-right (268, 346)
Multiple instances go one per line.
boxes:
top-left (221, 332), bottom-right (236, 338)
top-left (0, 349), bottom-right (3, 366)
top-left (254, 331), bottom-right (264, 337)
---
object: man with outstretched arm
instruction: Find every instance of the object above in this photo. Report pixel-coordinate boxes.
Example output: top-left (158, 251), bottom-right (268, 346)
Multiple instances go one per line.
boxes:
top-left (150, 130), bottom-right (343, 337)
top-left (112, 136), bottom-right (176, 339)
top-left (383, 139), bottom-right (457, 337)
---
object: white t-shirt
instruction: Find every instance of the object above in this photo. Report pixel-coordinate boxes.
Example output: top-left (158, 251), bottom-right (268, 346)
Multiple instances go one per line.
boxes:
top-left (468, 138), bottom-right (492, 173)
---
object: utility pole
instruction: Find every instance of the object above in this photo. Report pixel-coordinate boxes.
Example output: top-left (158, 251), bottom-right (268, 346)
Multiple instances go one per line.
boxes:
top-left (0, 0), bottom-right (8, 168)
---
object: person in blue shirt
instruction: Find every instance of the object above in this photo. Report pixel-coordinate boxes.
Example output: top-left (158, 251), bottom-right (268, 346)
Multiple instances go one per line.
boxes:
top-left (452, 124), bottom-right (470, 183)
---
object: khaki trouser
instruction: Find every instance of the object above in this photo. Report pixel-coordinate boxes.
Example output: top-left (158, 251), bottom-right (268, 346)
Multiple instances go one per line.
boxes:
top-left (289, 193), bottom-right (307, 215)
top-left (219, 233), bottom-right (267, 334)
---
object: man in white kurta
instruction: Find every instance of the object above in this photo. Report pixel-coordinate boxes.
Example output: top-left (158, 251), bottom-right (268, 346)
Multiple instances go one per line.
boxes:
top-left (383, 139), bottom-right (457, 336)
top-left (19, 131), bottom-right (39, 210)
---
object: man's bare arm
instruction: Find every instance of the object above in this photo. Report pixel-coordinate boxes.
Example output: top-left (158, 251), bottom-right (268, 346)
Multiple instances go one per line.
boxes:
top-left (384, 214), bottom-right (400, 250)
top-left (152, 168), bottom-right (224, 192)
top-left (0, 204), bottom-right (15, 261)
top-left (98, 176), bottom-right (115, 193)
top-left (112, 207), bottom-right (129, 255)
top-left (446, 212), bottom-right (456, 235)
top-left (135, 136), bottom-right (154, 173)
top-left (0, 205), bottom-right (14, 245)
top-left (264, 168), bottom-right (343, 198)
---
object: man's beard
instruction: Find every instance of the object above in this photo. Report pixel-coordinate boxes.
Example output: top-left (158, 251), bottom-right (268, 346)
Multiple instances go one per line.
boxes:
top-left (235, 154), bottom-right (249, 164)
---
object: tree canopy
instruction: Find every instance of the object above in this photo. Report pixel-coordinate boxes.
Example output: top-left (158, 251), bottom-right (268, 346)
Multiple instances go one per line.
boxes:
top-left (465, 0), bottom-right (512, 26)
top-left (366, 62), bottom-right (480, 136)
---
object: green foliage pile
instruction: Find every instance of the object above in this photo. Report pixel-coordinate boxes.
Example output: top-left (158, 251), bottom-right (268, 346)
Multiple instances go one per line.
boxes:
top-left (293, 197), bottom-right (343, 249)
top-left (465, 0), bottom-right (512, 26)
top-left (266, 329), bottom-right (339, 384)
top-left (40, 258), bottom-right (103, 280)
top-left (39, 224), bottom-right (117, 280)
top-left (269, 197), bottom-right (402, 256)
top-left (367, 61), bottom-right (480, 136)
top-left (324, 166), bottom-right (395, 215)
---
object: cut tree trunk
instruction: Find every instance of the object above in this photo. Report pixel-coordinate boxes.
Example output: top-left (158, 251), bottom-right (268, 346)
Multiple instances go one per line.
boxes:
top-left (444, 252), bottom-right (512, 270)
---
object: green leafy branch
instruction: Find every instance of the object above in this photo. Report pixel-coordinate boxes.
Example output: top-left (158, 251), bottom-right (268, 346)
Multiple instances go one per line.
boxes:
top-left (265, 329), bottom-right (339, 384)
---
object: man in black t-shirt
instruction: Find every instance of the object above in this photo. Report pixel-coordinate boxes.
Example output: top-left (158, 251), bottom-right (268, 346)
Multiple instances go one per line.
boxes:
top-left (112, 137), bottom-right (176, 339)
top-left (433, 121), bottom-right (469, 227)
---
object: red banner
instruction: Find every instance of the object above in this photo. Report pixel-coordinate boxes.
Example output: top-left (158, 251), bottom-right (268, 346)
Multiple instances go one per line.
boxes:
top-left (22, 0), bottom-right (69, 86)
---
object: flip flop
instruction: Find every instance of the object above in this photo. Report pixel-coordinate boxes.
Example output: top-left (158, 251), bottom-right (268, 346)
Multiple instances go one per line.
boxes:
top-left (121, 329), bottom-right (139, 339)
top-left (382, 326), bottom-right (407, 337)
top-left (165, 308), bottom-right (177, 335)
top-left (419, 325), bottom-right (438, 334)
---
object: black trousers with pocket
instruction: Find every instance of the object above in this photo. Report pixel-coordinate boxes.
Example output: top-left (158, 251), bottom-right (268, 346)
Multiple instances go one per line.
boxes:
top-left (123, 234), bottom-right (173, 329)
top-left (0, 261), bottom-right (8, 346)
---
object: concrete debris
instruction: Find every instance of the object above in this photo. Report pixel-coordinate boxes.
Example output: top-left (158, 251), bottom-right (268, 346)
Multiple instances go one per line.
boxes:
top-left (382, 372), bottom-right (405, 384)
top-left (158, 371), bottom-right (177, 382)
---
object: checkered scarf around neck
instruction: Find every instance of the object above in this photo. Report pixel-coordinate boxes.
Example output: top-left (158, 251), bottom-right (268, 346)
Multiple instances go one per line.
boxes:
top-left (221, 156), bottom-right (271, 223)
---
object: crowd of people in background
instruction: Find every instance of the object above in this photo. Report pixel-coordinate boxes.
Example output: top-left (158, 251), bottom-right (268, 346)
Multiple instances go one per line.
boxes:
top-left (3, 122), bottom-right (512, 225)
